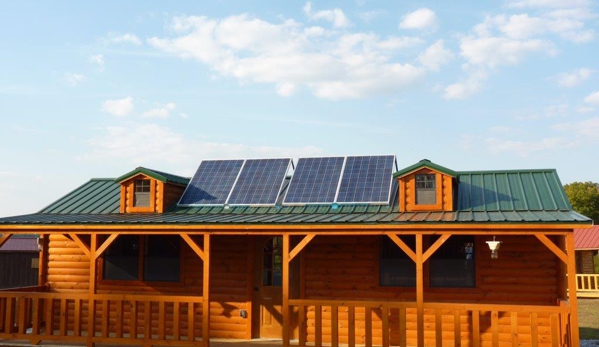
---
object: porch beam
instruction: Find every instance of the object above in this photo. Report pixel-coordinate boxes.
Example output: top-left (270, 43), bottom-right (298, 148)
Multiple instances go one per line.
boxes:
top-left (416, 234), bottom-right (424, 347)
top-left (282, 234), bottom-right (290, 347)
top-left (181, 233), bottom-right (204, 261)
top-left (288, 234), bottom-right (315, 262)
top-left (535, 234), bottom-right (568, 264)
top-left (422, 234), bottom-right (451, 263)
top-left (0, 233), bottom-right (12, 248)
top-left (566, 233), bottom-right (580, 347)
top-left (202, 233), bottom-right (211, 347)
top-left (387, 233), bottom-right (416, 262)
top-left (94, 234), bottom-right (119, 260)
top-left (68, 233), bottom-right (90, 258)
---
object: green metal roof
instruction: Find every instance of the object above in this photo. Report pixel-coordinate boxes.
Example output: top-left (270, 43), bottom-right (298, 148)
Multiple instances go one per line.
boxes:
top-left (393, 159), bottom-right (458, 178)
top-left (115, 167), bottom-right (190, 186)
top-left (0, 165), bottom-right (591, 226)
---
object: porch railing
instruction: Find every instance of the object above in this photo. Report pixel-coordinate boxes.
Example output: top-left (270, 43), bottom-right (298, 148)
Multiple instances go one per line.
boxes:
top-left (289, 299), bottom-right (573, 347)
top-left (576, 274), bottom-right (599, 298)
top-left (0, 291), bottom-right (204, 346)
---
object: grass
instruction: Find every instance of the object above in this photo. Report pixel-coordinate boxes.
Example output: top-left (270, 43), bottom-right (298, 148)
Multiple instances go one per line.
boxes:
top-left (578, 298), bottom-right (599, 340)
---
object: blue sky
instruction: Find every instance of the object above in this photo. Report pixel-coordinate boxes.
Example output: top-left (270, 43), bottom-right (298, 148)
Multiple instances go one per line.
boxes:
top-left (1, 0), bottom-right (598, 217)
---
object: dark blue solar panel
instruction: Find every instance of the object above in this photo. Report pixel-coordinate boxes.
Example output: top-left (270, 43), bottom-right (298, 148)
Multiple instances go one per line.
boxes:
top-left (178, 160), bottom-right (244, 205)
top-left (283, 157), bottom-right (344, 204)
top-left (337, 155), bottom-right (395, 203)
top-left (227, 158), bottom-right (291, 205)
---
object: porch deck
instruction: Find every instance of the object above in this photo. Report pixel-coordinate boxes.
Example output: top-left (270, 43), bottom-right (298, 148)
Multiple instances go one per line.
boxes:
top-left (577, 274), bottom-right (599, 298)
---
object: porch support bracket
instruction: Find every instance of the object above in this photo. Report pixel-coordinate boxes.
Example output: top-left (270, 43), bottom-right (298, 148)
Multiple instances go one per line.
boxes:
top-left (0, 233), bottom-right (12, 248)
top-left (93, 234), bottom-right (119, 260)
top-left (423, 234), bottom-right (451, 263)
top-left (288, 234), bottom-right (315, 262)
top-left (535, 234), bottom-right (568, 264)
top-left (181, 233), bottom-right (205, 261)
top-left (68, 233), bottom-right (90, 258)
top-left (386, 233), bottom-right (416, 262)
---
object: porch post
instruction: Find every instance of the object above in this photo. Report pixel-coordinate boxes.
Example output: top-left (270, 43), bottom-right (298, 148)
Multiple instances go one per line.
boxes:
top-left (87, 234), bottom-right (97, 347)
top-left (203, 233), bottom-right (211, 347)
top-left (282, 234), bottom-right (290, 347)
top-left (416, 234), bottom-right (424, 347)
top-left (566, 233), bottom-right (580, 347)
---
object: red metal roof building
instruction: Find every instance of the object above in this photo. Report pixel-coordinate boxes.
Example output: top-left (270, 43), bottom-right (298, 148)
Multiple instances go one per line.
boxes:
top-left (574, 226), bottom-right (599, 250)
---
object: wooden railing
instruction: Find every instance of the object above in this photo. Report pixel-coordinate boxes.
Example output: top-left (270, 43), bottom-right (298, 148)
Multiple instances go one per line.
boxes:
top-left (289, 299), bottom-right (573, 347)
top-left (576, 274), bottom-right (599, 298)
top-left (0, 291), bottom-right (204, 346)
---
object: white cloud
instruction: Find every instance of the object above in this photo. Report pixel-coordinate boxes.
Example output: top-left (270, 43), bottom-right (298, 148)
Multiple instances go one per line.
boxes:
top-left (460, 36), bottom-right (556, 68)
top-left (554, 68), bottom-right (594, 87)
top-left (485, 137), bottom-right (576, 157)
top-left (88, 54), bottom-right (105, 70)
top-left (577, 106), bottom-right (595, 113)
top-left (359, 10), bottom-right (384, 22)
top-left (303, 2), bottom-right (351, 28)
top-left (148, 14), bottom-right (425, 100)
top-left (65, 73), bottom-right (85, 87)
top-left (179, 113), bottom-right (189, 119)
top-left (499, 14), bottom-right (546, 39)
top-left (399, 8), bottom-right (437, 30)
top-left (103, 32), bottom-right (142, 46)
top-left (101, 97), bottom-right (134, 117)
top-left (554, 117), bottom-right (599, 140)
top-left (80, 123), bottom-right (324, 168)
top-left (417, 40), bottom-right (454, 71)
top-left (585, 91), bottom-right (599, 105)
top-left (141, 102), bottom-right (176, 119)
top-left (444, 69), bottom-right (487, 100)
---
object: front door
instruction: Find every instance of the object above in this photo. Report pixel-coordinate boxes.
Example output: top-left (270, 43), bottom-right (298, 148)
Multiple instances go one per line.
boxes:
top-left (252, 236), bottom-right (283, 338)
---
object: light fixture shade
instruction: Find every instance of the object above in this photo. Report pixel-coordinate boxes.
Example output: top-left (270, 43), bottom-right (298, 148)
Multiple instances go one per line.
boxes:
top-left (486, 238), bottom-right (502, 259)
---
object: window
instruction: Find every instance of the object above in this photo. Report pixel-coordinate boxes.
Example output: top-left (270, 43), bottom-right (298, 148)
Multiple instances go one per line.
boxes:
top-left (103, 235), bottom-right (181, 282)
top-left (263, 237), bottom-right (282, 286)
top-left (429, 236), bottom-right (475, 288)
top-left (134, 179), bottom-right (151, 207)
top-left (379, 236), bottom-right (415, 287)
top-left (415, 174), bottom-right (436, 205)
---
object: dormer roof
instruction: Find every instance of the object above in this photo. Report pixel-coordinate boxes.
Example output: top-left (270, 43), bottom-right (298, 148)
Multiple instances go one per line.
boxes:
top-left (115, 167), bottom-right (189, 186)
top-left (393, 159), bottom-right (457, 178)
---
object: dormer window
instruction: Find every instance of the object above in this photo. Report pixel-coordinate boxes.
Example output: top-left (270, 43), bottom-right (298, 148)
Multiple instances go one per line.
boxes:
top-left (415, 174), bottom-right (436, 205)
top-left (134, 179), bottom-right (151, 207)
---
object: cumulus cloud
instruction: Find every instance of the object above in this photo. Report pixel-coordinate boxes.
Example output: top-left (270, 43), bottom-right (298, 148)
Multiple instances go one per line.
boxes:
top-left (103, 32), bottom-right (142, 46)
top-left (148, 14), bottom-right (425, 100)
top-left (460, 35), bottom-right (556, 68)
top-left (102, 97), bottom-right (134, 116)
top-left (554, 117), bottom-right (599, 140)
top-left (585, 91), bottom-right (599, 105)
top-left (88, 54), bottom-right (105, 70)
top-left (142, 102), bottom-right (177, 118)
top-left (444, 68), bottom-right (487, 100)
top-left (303, 2), bottom-right (351, 28)
top-left (553, 68), bottom-right (594, 87)
top-left (65, 73), bottom-right (85, 86)
top-left (399, 8), bottom-right (437, 30)
top-left (418, 40), bottom-right (453, 71)
top-left (506, 0), bottom-right (591, 9)
top-left (485, 137), bottom-right (576, 157)
top-left (79, 123), bottom-right (324, 168)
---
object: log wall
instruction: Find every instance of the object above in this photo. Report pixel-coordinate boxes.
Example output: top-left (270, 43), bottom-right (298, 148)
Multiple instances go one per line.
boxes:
top-left (46, 234), bottom-right (250, 339)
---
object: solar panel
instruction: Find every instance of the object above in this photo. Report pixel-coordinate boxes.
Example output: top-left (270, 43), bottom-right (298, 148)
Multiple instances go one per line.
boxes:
top-left (336, 155), bottom-right (395, 204)
top-left (283, 157), bottom-right (345, 204)
top-left (178, 159), bottom-right (244, 205)
top-left (227, 158), bottom-right (292, 206)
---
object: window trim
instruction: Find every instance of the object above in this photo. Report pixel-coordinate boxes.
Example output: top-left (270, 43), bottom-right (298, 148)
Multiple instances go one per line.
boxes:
top-left (125, 175), bottom-right (156, 213)
top-left (98, 235), bottom-right (185, 287)
top-left (408, 171), bottom-right (444, 211)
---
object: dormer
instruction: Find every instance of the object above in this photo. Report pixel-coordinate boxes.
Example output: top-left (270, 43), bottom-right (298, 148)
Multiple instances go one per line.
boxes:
top-left (394, 159), bottom-right (457, 212)
top-left (115, 167), bottom-right (189, 214)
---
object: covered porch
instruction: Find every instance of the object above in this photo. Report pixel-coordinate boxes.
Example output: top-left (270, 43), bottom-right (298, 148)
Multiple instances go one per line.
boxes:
top-left (0, 227), bottom-right (581, 347)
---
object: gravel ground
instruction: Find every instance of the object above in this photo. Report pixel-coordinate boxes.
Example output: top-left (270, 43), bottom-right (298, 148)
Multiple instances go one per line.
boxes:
top-left (582, 340), bottom-right (599, 347)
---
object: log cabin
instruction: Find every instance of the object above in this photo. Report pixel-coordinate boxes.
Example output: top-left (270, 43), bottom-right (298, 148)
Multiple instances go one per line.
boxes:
top-left (0, 157), bottom-right (592, 347)
top-left (574, 226), bottom-right (599, 297)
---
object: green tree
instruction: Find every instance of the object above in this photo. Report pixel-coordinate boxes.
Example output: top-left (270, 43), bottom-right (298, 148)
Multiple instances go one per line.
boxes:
top-left (563, 181), bottom-right (599, 223)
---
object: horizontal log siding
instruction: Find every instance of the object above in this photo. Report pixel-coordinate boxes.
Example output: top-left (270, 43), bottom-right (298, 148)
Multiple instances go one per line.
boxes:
top-left (46, 234), bottom-right (250, 339)
top-left (302, 235), bottom-right (560, 346)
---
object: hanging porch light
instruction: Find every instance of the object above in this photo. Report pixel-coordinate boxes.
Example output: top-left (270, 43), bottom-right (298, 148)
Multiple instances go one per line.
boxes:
top-left (486, 236), bottom-right (502, 259)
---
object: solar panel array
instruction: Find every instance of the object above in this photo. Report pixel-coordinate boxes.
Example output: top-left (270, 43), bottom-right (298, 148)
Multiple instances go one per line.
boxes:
top-left (283, 155), bottom-right (396, 205)
top-left (178, 158), bottom-right (291, 206)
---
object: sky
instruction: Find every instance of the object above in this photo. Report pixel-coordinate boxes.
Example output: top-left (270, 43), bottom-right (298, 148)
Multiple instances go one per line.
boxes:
top-left (0, 0), bottom-right (598, 217)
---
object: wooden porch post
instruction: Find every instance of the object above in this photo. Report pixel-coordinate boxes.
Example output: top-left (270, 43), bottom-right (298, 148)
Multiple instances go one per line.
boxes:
top-left (87, 234), bottom-right (97, 347)
top-left (566, 233), bottom-right (580, 347)
top-left (416, 234), bottom-right (424, 347)
top-left (203, 233), bottom-right (211, 347)
top-left (282, 234), bottom-right (290, 347)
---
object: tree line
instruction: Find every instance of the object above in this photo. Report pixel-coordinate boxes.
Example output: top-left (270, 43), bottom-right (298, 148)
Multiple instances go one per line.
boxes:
top-left (564, 182), bottom-right (599, 224)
